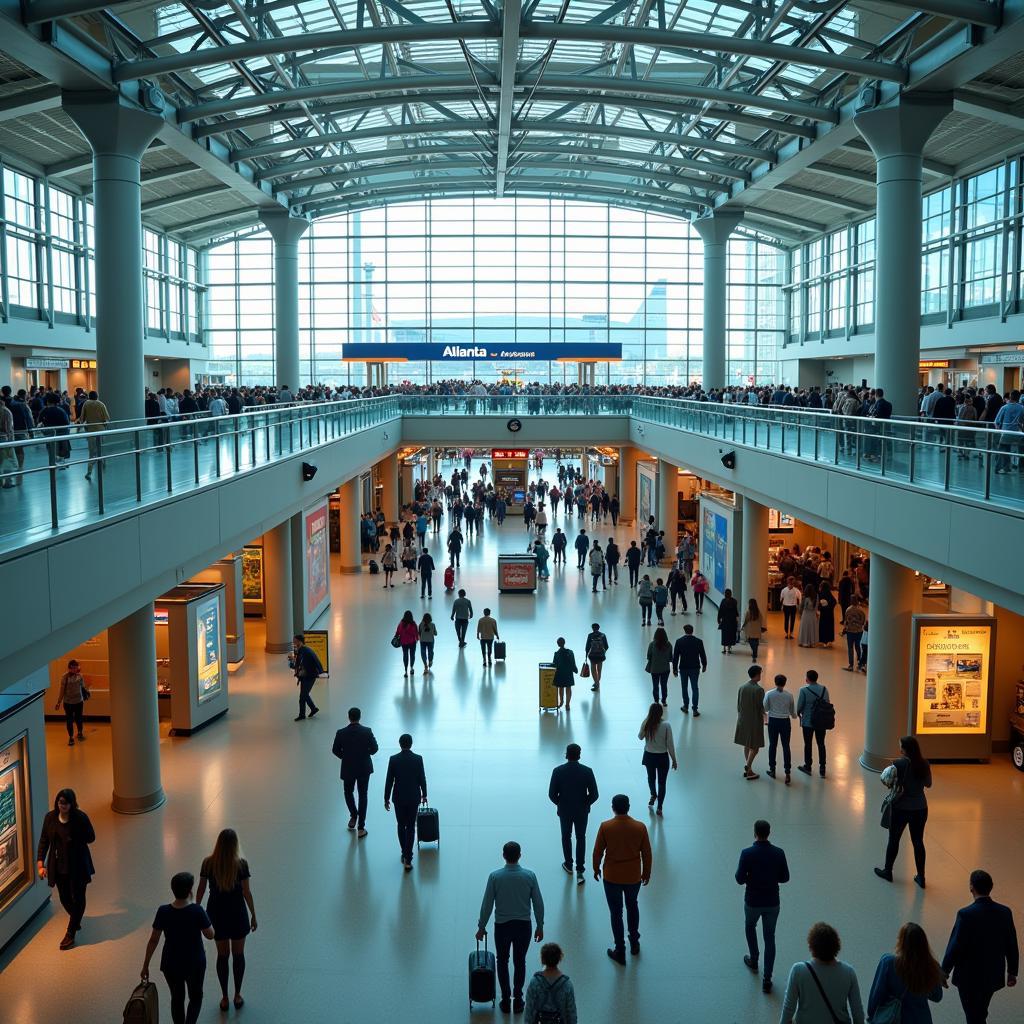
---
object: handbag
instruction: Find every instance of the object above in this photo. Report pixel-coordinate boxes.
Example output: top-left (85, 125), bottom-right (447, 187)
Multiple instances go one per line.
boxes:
top-left (868, 979), bottom-right (907, 1024)
top-left (879, 762), bottom-right (905, 830)
top-left (390, 635), bottom-right (402, 649)
top-left (81, 685), bottom-right (91, 701)
top-left (580, 662), bottom-right (590, 679)
top-left (804, 962), bottom-right (845, 1024)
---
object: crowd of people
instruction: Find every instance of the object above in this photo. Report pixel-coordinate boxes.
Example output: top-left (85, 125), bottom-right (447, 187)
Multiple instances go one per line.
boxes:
top-left (32, 452), bottom-right (1019, 1024)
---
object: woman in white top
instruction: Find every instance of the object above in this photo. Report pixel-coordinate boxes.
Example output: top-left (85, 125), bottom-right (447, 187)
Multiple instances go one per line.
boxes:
top-left (638, 703), bottom-right (677, 816)
top-left (780, 921), bottom-right (864, 1024)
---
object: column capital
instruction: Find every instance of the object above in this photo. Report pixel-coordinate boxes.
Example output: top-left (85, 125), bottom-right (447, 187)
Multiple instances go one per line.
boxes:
top-left (854, 92), bottom-right (953, 161)
top-left (261, 207), bottom-right (310, 245)
top-left (63, 93), bottom-right (163, 160)
top-left (692, 209), bottom-right (743, 246)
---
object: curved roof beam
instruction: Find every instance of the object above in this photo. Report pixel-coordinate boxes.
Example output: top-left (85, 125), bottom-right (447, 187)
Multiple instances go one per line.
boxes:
top-left (113, 22), bottom-right (906, 85)
top-left (179, 71), bottom-right (834, 124)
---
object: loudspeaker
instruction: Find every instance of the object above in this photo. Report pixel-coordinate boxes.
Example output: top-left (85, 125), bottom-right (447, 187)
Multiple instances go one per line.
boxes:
top-left (720, 451), bottom-right (736, 470)
top-left (301, 462), bottom-right (318, 481)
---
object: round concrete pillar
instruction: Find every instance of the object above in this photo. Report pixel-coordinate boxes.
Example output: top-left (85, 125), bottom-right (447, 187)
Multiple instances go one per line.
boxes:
top-left (263, 519), bottom-right (294, 653)
top-left (339, 478), bottom-right (363, 574)
top-left (740, 496), bottom-right (770, 614)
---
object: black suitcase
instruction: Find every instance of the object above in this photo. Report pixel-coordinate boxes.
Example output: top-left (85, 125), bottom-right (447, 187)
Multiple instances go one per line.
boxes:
top-left (417, 806), bottom-right (439, 845)
top-left (493, 640), bottom-right (507, 661)
top-left (368, 559), bottom-right (380, 574)
top-left (469, 936), bottom-right (496, 1007)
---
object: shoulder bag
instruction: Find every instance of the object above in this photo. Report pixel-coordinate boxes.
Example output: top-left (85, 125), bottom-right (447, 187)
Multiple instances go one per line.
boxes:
top-left (390, 635), bottom-right (402, 649)
top-left (868, 975), bottom-right (907, 1024)
top-left (804, 962), bottom-right (845, 1024)
top-left (879, 761), bottom-right (905, 830)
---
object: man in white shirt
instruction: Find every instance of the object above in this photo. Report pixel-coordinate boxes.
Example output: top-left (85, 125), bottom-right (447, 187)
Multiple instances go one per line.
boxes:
top-left (779, 577), bottom-right (801, 639)
top-left (763, 674), bottom-right (797, 784)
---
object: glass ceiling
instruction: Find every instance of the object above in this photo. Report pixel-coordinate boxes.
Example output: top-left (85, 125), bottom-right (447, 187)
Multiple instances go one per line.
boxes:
top-left (57, 1), bottom-right (944, 238)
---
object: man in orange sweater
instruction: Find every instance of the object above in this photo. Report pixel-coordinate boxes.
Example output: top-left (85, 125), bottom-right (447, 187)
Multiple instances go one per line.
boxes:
top-left (592, 794), bottom-right (653, 965)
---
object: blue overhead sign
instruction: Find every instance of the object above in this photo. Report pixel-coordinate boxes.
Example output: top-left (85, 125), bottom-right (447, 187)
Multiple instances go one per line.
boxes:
top-left (342, 342), bottom-right (622, 361)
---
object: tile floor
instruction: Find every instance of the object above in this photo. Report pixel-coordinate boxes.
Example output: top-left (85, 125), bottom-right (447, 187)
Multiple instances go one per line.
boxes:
top-left (2, 469), bottom-right (1022, 1024)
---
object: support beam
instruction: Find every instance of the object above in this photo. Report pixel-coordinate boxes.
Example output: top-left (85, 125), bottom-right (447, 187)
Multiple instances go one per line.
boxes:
top-left (953, 90), bottom-right (1024, 132)
top-left (24, 0), bottom-right (135, 23)
top-left (842, 138), bottom-right (953, 179)
top-left (806, 162), bottom-right (876, 186)
top-left (910, 0), bottom-right (1001, 26)
top-left (773, 183), bottom-right (872, 214)
top-left (693, 210), bottom-right (743, 391)
top-left (0, 83), bottom-right (60, 121)
top-left (495, 0), bottom-right (521, 198)
top-left (262, 209), bottom-right (310, 391)
top-left (734, 206), bottom-right (825, 234)
top-left (141, 184), bottom-right (229, 213)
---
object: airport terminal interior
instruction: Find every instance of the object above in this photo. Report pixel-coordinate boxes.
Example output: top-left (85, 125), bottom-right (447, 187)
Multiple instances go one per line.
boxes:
top-left (2, 2), bottom-right (1024, 1023)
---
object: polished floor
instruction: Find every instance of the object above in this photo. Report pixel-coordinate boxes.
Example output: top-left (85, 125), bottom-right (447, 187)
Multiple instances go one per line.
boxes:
top-left (2, 471), bottom-right (1022, 1024)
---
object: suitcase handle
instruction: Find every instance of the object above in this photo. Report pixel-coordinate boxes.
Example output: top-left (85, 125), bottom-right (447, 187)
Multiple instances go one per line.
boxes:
top-left (476, 933), bottom-right (488, 953)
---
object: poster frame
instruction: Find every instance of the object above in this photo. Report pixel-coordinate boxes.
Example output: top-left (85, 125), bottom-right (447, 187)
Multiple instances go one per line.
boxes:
top-left (0, 733), bottom-right (32, 912)
top-left (303, 630), bottom-right (330, 677)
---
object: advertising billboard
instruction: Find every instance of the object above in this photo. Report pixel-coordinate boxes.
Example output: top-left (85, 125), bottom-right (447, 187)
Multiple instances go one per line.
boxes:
top-left (305, 502), bottom-right (329, 617)
top-left (0, 737), bottom-right (29, 907)
top-left (195, 593), bottom-right (224, 705)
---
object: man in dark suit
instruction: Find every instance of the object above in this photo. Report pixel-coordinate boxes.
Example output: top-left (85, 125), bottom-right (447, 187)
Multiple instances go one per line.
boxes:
top-left (942, 869), bottom-right (1018, 1023)
top-left (548, 743), bottom-right (599, 884)
top-left (332, 707), bottom-right (379, 838)
top-left (671, 624), bottom-right (707, 716)
top-left (384, 733), bottom-right (428, 871)
top-left (417, 546), bottom-right (435, 598)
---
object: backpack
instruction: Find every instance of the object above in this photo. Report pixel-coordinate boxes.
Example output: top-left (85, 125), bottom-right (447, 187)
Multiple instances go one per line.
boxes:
top-left (368, 559), bottom-right (380, 574)
top-left (810, 688), bottom-right (836, 731)
top-left (535, 974), bottom-right (568, 1024)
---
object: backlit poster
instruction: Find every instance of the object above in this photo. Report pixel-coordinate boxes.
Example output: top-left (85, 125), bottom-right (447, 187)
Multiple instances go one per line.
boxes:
top-left (701, 508), bottom-right (728, 595)
top-left (638, 473), bottom-right (653, 528)
top-left (913, 618), bottom-right (994, 735)
top-left (306, 504), bottom-right (329, 616)
top-left (195, 594), bottom-right (223, 704)
top-left (0, 736), bottom-right (29, 907)
top-left (241, 546), bottom-right (264, 603)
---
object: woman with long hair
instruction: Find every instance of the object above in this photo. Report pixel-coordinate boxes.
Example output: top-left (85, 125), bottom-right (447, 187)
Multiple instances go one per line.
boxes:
top-left (875, 735), bottom-right (932, 888)
top-left (646, 627), bottom-right (673, 705)
top-left (867, 922), bottom-right (944, 1022)
top-left (418, 612), bottom-right (437, 672)
top-left (394, 610), bottom-right (419, 676)
top-left (196, 828), bottom-right (256, 1011)
top-left (717, 588), bottom-right (739, 654)
top-left (35, 788), bottom-right (95, 950)
top-left (741, 598), bottom-right (763, 662)
top-left (817, 581), bottom-right (837, 648)
top-left (638, 702), bottom-right (677, 815)
top-left (797, 584), bottom-right (819, 648)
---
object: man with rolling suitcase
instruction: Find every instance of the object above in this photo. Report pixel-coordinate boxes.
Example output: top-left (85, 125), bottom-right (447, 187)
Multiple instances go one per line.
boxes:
top-left (477, 608), bottom-right (500, 666)
top-left (476, 841), bottom-right (545, 1014)
top-left (383, 733), bottom-right (428, 871)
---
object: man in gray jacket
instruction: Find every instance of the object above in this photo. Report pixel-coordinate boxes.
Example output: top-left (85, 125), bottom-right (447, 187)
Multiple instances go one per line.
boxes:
top-left (476, 841), bottom-right (545, 1014)
top-left (451, 589), bottom-right (473, 646)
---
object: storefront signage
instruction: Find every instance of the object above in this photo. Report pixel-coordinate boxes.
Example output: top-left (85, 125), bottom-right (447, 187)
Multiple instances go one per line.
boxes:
top-left (70, 359), bottom-right (97, 370)
top-left (25, 357), bottom-right (69, 369)
top-left (492, 449), bottom-right (529, 460)
top-left (980, 352), bottom-right (1023, 365)
top-left (911, 616), bottom-right (995, 736)
top-left (768, 508), bottom-right (794, 532)
top-left (342, 342), bottom-right (622, 361)
top-left (918, 360), bottom-right (950, 369)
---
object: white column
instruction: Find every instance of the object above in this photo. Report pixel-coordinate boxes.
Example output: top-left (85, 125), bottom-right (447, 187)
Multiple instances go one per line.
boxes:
top-left (693, 210), bottom-right (743, 392)
top-left (108, 605), bottom-right (165, 814)
top-left (617, 446), bottom-right (639, 525)
top-left (854, 95), bottom-right (951, 416)
top-left (658, 459), bottom-right (678, 547)
top-left (261, 209), bottom-right (310, 392)
top-left (63, 96), bottom-right (163, 421)
top-left (263, 520), bottom-right (294, 653)
top-left (339, 477), bottom-right (363, 574)
top-left (740, 496), bottom-right (769, 614)
top-left (861, 555), bottom-right (918, 771)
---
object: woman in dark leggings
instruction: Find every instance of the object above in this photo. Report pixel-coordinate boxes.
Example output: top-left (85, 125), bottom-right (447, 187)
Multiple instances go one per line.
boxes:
top-left (875, 735), bottom-right (931, 888)
top-left (36, 788), bottom-right (95, 950)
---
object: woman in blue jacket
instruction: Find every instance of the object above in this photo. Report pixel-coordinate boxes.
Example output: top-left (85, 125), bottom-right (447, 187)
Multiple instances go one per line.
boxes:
top-left (867, 922), bottom-right (945, 1024)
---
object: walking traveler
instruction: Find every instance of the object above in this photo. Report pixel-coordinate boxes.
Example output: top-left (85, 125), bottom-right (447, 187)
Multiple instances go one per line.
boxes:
top-left (637, 576), bottom-right (654, 625)
top-left (141, 872), bottom-right (214, 1024)
top-left (522, 944), bottom-right (578, 1024)
top-left (534, 539), bottom-right (550, 579)
top-left (417, 546), bottom-right (435, 597)
top-left (451, 589), bottom-right (474, 647)
top-left (477, 608), bottom-right (499, 666)
top-left (797, 585), bottom-right (819, 647)
top-left (383, 733), bottom-right (428, 870)
top-left (645, 628), bottom-right (672, 705)
top-left (764, 674), bottom-right (797, 784)
top-left (667, 566), bottom-right (688, 614)
top-left (584, 623), bottom-right (609, 692)
top-left (332, 707), bottom-right (379, 838)
top-left (552, 528), bottom-right (567, 566)
top-left (840, 597), bottom-right (866, 671)
top-left (736, 819), bottom-right (790, 995)
top-left (551, 638), bottom-right (578, 710)
top-left (418, 613), bottom-right (437, 672)
top-left (476, 841), bottom-right (545, 1014)
top-left (78, 390), bottom-right (110, 480)
top-left (780, 577), bottom-right (801, 638)
top-left (605, 538), bottom-right (620, 585)
top-left (874, 735), bottom-right (932, 888)
top-left (55, 659), bottom-right (87, 744)
top-left (290, 633), bottom-right (324, 721)
top-left (941, 869), bottom-right (1019, 1023)
top-left (817, 582), bottom-right (837, 647)
top-left (625, 540), bottom-right (643, 587)
top-left (691, 570), bottom-right (708, 613)
top-left (652, 579), bottom-right (668, 626)
top-left (381, 543), bottom-right (398, 587)
top-left (574, 530), bottom-right (589, 570)
top-left (196, 828), bottom-right (257, 1011)
top-left (394, 611), bottom-right (420, 676)
top-left (867, 923), bottom-right (945, 1023)
top-left (593, 794), bottom-right (652, 966)
top-left (36, 788), bottom-right (95, 950)
top-left (589, 541), bottom-right (606, 591)
top-left (400, 540), bottom-right (417, 582)
top-left (548, 743), bottom-right (599, 884)
top-left (718, 588), bottom-right (740, 654)
top-left (672, 624), bottom-right (706, 715)
top-left (741, 598), bottom-right (764, 661)
top-left (735, 665), bottom-right (766, 780)
top-left (447, 527), bottom-right (464, 568)
top-left (796, 670), bottom-right (830, 778)
top-left (780, 922), bottom-right (865, 1024)
top-left (638, 703), bottom-right (677, 815)
top-left (535, 504), bottom-right (548, 539)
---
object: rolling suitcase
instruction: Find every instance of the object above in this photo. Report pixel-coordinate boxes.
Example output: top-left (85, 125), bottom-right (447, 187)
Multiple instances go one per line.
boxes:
top-left (444, 566), bottom-right (456, 591)
top-left (417, 805), bottom-right (440, 846)
top-left (123, 980), bottom-right (159, 1023)
top-left (469, 936), bottom-right (497, 1007)
top-left (493, 640), bottom-right (507, 661)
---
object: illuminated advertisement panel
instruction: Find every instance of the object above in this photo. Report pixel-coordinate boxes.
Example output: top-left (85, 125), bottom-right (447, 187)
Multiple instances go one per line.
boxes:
top-left (305, 503), bottom-right (329, 616)
top-left (195, 594), bottom-right (224, 705)
top-left (913, 618), bottom-right (994, 735)
top-left (0, 736), bottom-right (31, 909)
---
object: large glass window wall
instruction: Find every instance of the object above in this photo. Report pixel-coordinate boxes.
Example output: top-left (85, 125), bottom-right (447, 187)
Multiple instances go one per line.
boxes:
top-left (0, 162), bottom-right (202, 339)
top-left (205, 198), bottom-right (786, 388)
top-left (785, 153), bottom-right (1024, 344)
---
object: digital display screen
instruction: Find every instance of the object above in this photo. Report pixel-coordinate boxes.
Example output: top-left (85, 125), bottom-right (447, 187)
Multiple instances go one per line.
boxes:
top-left (305, 502), bottom-right (329, 615)
top-left (195, 594), bottom-right (223, 704)
top-left (914, 620), bottom-right (993, 734)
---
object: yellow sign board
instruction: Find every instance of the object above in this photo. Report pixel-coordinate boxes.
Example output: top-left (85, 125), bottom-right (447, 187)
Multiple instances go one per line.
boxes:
top-left (913, 620), bottom-right (992, 735)
top-left (539, 663), bottom-right (558, 711)
top-left (304, 630), bottom-right (330, 677)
